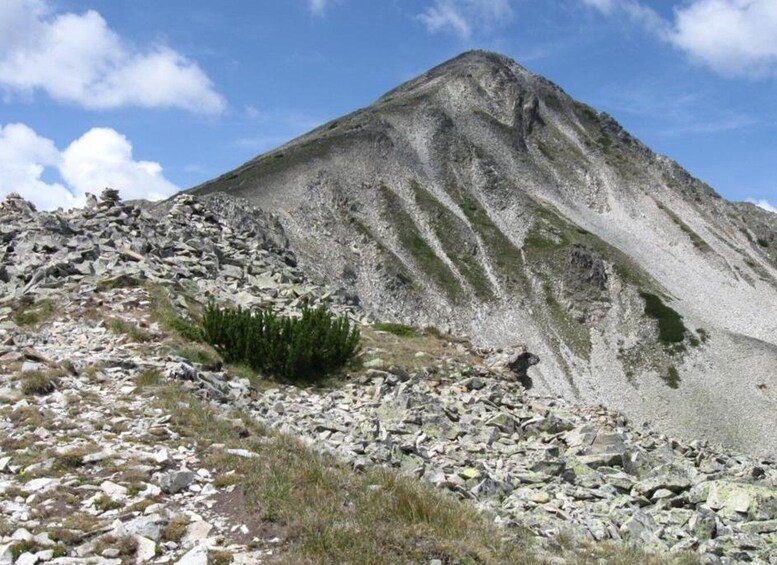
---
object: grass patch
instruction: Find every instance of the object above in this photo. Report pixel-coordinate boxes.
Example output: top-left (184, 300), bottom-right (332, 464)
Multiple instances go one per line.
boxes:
top-left (372, 322), bottom-right (419, 338)
top-left (106, 318), bottom-right (152, 342)
top-left (597, 134), bottom-right (613, 152)
top-left (12, 298), bottom-right (55, 326)
top-left (148, 284), bottom-right (204, 342)
top-left (94, 535), bottom-right (137, 557)
top-left (162, 516), bottom-right (190, 543)
top-left (20, 370), bottom-right (60, 396)
top-left (210, 550), bottom-right (234, 565)
top-left (640, 292), bottom-right (687, 344)
top-left (56, 446), bottom-right (96, 469)
top-left (134, 368), bottom-right (163, 390)
top-left (171, 343), bottom-right (222, 370)
top-left (95, 274), bottom-right (144, 291)
top-left (575, 102), bottom-right (599, 122)
top-left (10, 541), bottom-right (39, 561)
top-left (94, 494), bottom-right (122, 512)
top-left (156, 384), bottom-right (528, 564)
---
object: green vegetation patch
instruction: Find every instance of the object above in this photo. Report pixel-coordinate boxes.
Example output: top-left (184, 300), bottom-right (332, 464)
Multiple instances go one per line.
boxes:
top-left (443, 180), bottom-right (525, 290)
top-left (380, 185), bottom-right (463, 300)
top-left (574, 102), bottom-right (599, 123)
top-left (147, 285), bottom-right (204, 342)
top-left (12, 298), bottom-right (55, 327)
top-left (202, 303), bottom-right (360, 383)
top-left (640, 292), bottom-right (687, 344)
top-left (372, 322), bottom-right (419, 338)
top-left (106, 318), bottom-right (152, 343)
top-left (20, 370), bottom-right (61, 396)
top-left (171, 343), bottom-right (222, 370)
top-left (411, 181), bottom-right (494, 300)
top-left (157, 384), bottom-right (528, 564)
top-left (596, 134), bottom-right (613, 152)
top-left (655, 202), bottom-right (711, 252)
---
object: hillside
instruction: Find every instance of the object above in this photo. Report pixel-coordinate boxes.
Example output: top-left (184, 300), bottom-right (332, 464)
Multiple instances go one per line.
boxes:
top-left (192, 50), bottom-right (777, 457)
top-left (2, 190), bottom-right (777, 563)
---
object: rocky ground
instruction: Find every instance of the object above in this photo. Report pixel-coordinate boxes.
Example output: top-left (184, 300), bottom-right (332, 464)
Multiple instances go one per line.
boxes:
top-left (1, 191), bottom-right (776, 564)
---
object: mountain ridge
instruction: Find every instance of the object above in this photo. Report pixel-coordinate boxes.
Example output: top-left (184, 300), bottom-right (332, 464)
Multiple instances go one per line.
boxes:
top-left (191, 50), bottom-right (777, 457)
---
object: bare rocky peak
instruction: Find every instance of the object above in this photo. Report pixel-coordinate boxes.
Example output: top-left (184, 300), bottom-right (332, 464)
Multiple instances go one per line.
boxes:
top-left (194, 50), bottom-right (777, 458)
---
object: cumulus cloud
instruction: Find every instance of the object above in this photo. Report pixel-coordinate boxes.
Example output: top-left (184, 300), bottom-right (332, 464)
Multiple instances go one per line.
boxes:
top-left (418, 0), bottom-right (513, 39)
top-left (746, 198), bottom-right (777, 214)
top-left (0, 0), bottom-right (225, 112)
top-left (668, 0), bottom-right (777, 78)
top-left (0, 122), bottom-right (179, 211)
top-left (582, 0), bottom-right (777, 78)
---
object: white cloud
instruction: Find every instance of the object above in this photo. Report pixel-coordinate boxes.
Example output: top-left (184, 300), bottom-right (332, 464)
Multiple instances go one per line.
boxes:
top-left (60, 128), bottom-right (179, 202)
top-left (582, 0), bottom-right (777, 78)
top-left (0, 122), bottom-right (178, 211)
top-left (0, 0), bottom-right (225, 113)
top-left (0, 123), bottom-right (75, 210)
top-left (747, 198), bottom-right (777, 214)
top-left (308, 0), bottom-right (329, 16)
top-left (418, 0), bottom-right (513, 39)
top-left (668, 0), bottom-right (777, 78)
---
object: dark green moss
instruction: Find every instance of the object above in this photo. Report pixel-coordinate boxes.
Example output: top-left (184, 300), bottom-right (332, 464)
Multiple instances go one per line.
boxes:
top-left (640, 292), bottom-right (687, 344)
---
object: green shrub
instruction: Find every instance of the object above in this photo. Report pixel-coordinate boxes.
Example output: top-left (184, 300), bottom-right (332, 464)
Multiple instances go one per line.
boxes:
top-left (640, 292), bottom-right (686, 344)
top-left (202, 304), bottom-right (360, 383)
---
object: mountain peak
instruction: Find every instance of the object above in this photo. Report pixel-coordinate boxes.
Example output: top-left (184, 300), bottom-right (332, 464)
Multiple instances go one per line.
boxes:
top-left (378, 49), bottom-right (533, 103)
top-left (192, 52), bottom-right (777, 460)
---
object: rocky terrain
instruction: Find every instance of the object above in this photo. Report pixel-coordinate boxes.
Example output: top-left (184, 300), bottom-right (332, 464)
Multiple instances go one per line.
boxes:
top-left (192, 50), bottom-right (777, 457)
top-left (1, 190), bottom-right (777, 564)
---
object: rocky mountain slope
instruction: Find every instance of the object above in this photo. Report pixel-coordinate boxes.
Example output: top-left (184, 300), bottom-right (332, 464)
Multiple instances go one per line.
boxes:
top-left (2, 190), bottom-right (777, 564)
top-left (192, 50), bottom-right (777, 457)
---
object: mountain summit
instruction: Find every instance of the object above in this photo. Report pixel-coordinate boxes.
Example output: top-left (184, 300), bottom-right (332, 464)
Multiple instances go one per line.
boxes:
top-left (193, 50), bottom-right (777, 456)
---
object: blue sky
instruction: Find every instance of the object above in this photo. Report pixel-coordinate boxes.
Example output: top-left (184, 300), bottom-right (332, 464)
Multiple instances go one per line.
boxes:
top-left (1, 0), bottom-right (775, 211)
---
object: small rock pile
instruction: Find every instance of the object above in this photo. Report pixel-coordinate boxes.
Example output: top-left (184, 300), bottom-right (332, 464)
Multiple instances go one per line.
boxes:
top-left (0, 190), bottom-right (360, 318)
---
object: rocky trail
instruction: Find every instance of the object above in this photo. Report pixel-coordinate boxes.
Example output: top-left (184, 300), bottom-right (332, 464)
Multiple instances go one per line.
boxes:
top-left (1, 191), bottom-right (776, 564)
